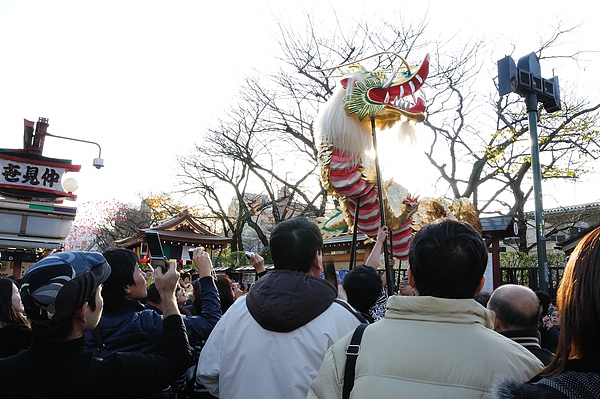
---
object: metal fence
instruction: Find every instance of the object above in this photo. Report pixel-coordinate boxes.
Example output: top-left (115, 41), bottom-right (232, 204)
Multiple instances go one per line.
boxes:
top-left (501, 266), bottom-right (565, 300)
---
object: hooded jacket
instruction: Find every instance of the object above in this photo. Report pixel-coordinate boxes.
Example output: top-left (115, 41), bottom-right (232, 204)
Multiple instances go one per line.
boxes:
top-left (196, 269), bottom-right (361, 399)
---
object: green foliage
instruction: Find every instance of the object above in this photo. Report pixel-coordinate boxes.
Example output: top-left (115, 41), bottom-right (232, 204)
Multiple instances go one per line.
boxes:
top-left (547, 252), bottom-right (567, 267)
top-left (211, 248), bottom-right (273, 268)
top-left (500, 251), bottom-right (536, 268)
top-left (210, 248), bottom-right (239, 268)
top-left (499, 252), bottom-right (535, 286)
top-left (499, 251), bottom-right (567, 287)
top-left (500, 251), bottom-right (567, 269)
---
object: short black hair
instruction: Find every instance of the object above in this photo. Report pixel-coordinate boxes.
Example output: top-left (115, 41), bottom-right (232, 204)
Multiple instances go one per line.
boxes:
top-left (409, 219), bottom-right (487, 299)
top-left (342, 266), bottom-right (382, 313)
top-left (145, 283), bottom-right (161, 305)
top-left (30, 287), bottom-right (98, 341)
top-left (535, 290), bottom-right (552, 316)
top-left (216, 275), bottom-right (235, 314)
top-left (101, 248), bottom-right (140, 307)
top-left (270, 218), bottom-right (323, 273)
top-left (473, 291), bottom-right (491, 307)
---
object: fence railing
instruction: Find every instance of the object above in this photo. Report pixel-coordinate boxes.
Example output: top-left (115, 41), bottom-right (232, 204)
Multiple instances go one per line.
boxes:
top-left (501, 266), bottom-right (565, 300)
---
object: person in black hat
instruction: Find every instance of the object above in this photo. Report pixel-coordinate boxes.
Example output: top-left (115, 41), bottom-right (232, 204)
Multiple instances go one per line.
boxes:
top-left (0, 251), bottom-right (191, 399)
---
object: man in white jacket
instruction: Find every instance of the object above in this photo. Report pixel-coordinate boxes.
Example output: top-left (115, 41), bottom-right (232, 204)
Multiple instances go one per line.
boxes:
top-left (308, 219), bottom-right (543, 399)
top-left (196, 217), bottom-right (361, 399)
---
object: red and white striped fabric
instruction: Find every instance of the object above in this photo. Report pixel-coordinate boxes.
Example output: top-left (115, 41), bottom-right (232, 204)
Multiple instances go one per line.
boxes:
top-left (330, 149), bottom-right (413, 260)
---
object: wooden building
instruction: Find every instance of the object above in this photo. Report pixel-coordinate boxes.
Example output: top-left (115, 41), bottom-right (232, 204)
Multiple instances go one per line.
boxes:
top-left (322, 232), bottom-right (374, 270)
top-left (115, 210), bottom-right (231, 264)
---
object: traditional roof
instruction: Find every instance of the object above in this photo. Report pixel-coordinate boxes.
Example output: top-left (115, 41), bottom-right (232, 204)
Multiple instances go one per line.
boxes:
top-left (323, 233), bottom-right (369, 247)
top-left (480, 215), bottom-right (520, 238)
top-left (115, 209), bottom-right (231, 249)
top-left (554, 221), bottom-right (600, 255)
top-left (524, 202), bottom-right (600, 217)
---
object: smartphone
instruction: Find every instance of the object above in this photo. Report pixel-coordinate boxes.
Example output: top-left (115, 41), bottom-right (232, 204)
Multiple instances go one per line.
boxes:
top-left (245, 251), bottom-right (253, 259)
top-left (188, 248), bottom-right (195, 261)
top-left (146, 230), bottom-right (168, 271)
top-left (323, 261), bottom-right (337, 287)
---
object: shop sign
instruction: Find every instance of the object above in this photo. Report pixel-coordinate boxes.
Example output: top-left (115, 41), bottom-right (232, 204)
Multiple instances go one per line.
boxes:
top-left (0, 153), bottom-right (80, 198)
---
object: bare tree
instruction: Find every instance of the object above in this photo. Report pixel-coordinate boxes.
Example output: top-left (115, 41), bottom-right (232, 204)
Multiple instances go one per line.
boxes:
top-left (421, 24), bottom-right (600, 251)
top-left (176, 16), bottom-right (599, 255)
top-left (176, 15), bottom-right (435, 246)
top-left (93, 204), bottom-right (152, 251)
top-left (88, 194), bottom-right (209, 251)
top-left (176, 75), bottom-right (325, 250)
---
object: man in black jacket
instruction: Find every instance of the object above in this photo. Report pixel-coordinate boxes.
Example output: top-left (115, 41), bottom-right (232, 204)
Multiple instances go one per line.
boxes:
top-left (488, 284), bottom-right (555, 366)
top-left (0, 251), bottom-right (191, 399)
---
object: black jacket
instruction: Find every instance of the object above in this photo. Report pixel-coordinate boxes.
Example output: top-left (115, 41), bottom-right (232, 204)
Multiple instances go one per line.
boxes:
top-left (500, 329), bottom-right (554, 366)
top-left (0, 323), bottom-right (31, 358)
top-left (0, 315), bottom-right (191, 399)
top-left (494, 355), bottom-right (600, 399)
top-left (84, 276), bottom-right (221, 355)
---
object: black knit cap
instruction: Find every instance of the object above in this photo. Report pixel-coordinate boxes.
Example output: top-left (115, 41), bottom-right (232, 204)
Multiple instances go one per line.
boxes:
top-left (20, 251), bottom-right (111, 324)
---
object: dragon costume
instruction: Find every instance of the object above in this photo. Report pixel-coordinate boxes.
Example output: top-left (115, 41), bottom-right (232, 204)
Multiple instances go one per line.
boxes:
top-left (316, 53), bottom-right (480, 260)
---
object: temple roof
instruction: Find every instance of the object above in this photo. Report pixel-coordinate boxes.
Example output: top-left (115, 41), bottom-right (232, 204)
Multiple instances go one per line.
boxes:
top-left (115, 209), bottom-right (231, 249)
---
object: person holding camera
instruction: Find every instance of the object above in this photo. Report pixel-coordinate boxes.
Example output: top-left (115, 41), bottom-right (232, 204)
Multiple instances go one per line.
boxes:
top-left (0, 251), bottom-right (191, 398)
top-left (83, 247), bottom-right (221, 398)
top-left (541, 306), bottom-right (560, 354)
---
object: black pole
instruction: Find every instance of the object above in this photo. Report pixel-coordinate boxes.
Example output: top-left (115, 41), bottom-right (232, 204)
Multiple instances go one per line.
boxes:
top-left (389, 230), bottom-right (397, 294)
top-left (349, 197), bottom-right (360, 270)
top-left (371, 117), bottom-right (394, 296)
top-left (525, 93), bottom-right (549, 293)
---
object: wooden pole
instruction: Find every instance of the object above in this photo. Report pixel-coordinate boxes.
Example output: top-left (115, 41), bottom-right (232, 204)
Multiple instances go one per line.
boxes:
top-left (371, 117), bottom-right (394, 295)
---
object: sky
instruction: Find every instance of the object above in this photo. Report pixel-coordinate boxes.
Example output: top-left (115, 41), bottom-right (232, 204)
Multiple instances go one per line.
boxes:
top-left (1, 0), bottom-right (599, 217)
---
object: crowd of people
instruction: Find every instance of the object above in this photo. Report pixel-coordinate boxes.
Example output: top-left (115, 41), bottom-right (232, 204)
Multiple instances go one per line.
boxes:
top-left (1, 216), bottom-right (599, 398)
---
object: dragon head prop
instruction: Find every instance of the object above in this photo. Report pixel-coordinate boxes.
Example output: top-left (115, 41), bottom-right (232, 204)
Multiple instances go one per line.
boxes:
top-left (315, 53), bottom-right (430, 157)
top-left (338, 52), bottom-right (430, 130)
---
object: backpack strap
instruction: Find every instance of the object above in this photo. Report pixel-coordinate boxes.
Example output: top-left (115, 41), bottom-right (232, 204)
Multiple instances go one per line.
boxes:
top-left (334, 298), bottom-right (369, 324)
top-left (342, 322), bottom-right (368, 399)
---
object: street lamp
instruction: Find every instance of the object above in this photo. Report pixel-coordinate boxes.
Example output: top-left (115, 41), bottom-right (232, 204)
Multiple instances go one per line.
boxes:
top-left (23, 117), bottom-right (105, 169)
top-left (45, 132), bottom-right (105, 169)
top-left (497, 52), bottom-right (561, 293)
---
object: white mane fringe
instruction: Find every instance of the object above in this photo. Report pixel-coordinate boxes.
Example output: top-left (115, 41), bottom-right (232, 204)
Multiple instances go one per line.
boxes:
top-left (397, 119), bottom-right (417, 147)
top-left (316, 86), bottom-right (372, 158)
